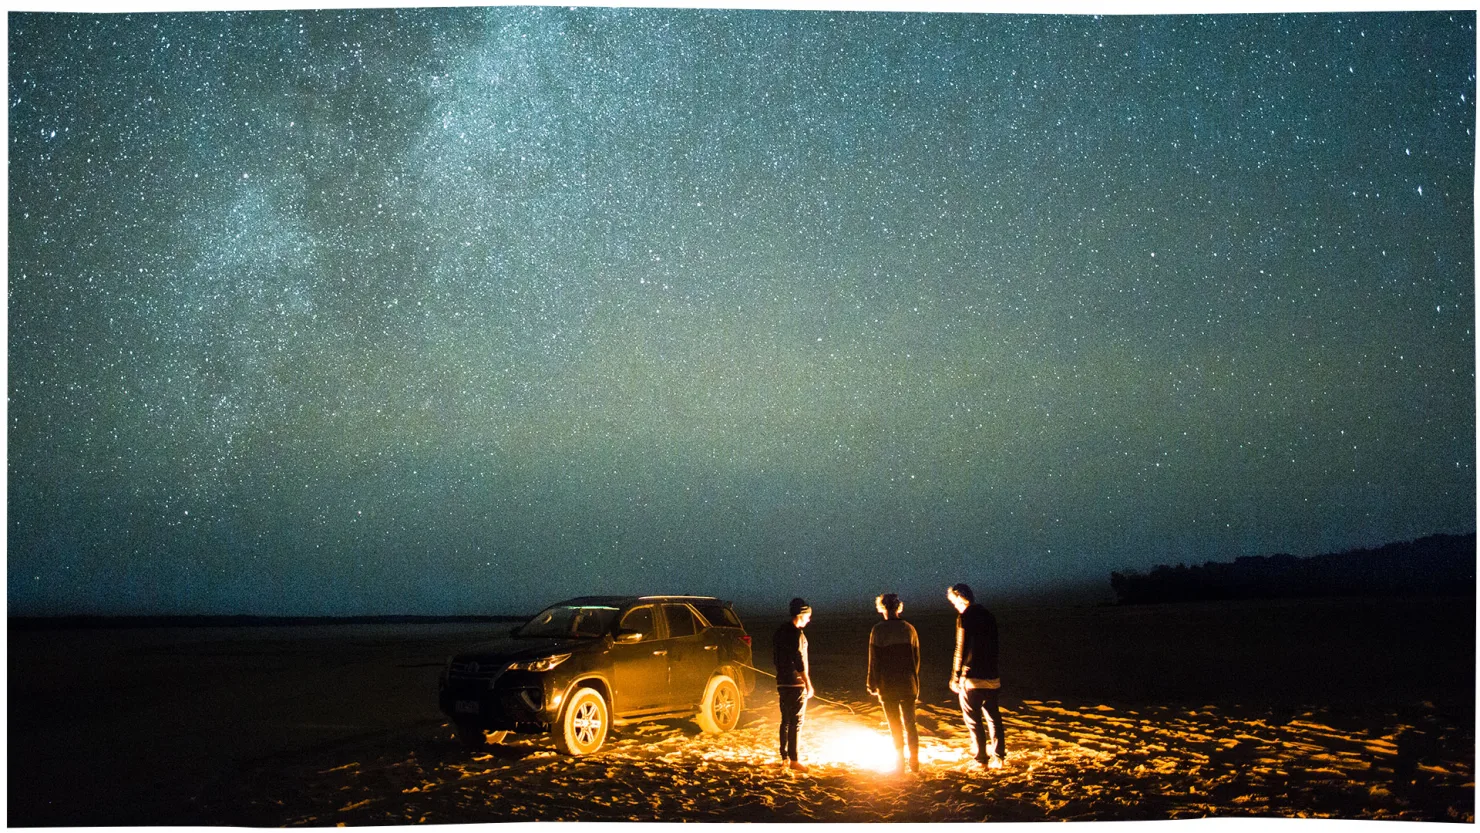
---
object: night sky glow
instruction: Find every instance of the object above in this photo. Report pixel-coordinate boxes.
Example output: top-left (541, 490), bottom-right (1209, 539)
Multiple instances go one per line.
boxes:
top-left (8, 8), bottom-right (1475, 616)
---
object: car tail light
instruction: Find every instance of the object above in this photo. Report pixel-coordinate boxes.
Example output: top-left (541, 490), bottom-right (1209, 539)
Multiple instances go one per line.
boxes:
top-left (740, 634), bottom-right (752, 646)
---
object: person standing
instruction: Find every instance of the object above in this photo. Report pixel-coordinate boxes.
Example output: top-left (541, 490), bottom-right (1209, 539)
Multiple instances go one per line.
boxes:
top-left (773, 597), bottom-right (814, 772)
top-left (947, 583), bottom-right (1005, 769)
top-left (866, 593), bottom-right (921, 773)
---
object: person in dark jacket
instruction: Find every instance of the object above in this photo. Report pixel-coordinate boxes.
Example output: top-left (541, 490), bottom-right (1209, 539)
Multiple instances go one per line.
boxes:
top-left (772, 597), bottom-right (814, 772)
top-left (867, 592), bottom-right (920, 773)
top-left (947, 583), bottom-right (1005, 769)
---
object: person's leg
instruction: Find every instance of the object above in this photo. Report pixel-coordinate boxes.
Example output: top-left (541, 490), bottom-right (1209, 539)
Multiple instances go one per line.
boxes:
top-left (881, 698), bottom-right (905, 754)
top-left (901, 697), bottom-right (920, 766)
top-left (959, 687), bottom-right (987, 762)
top-left (880, 697), bottom-right (907, 770)
top-left (776, 689), bottom-right (784, 760)
top-left (982, 688), bottom-right (1006, 762)
top-left (792, 690), bottom-right (808, 768)
top-left (778, 688), bottom-right (801, 762)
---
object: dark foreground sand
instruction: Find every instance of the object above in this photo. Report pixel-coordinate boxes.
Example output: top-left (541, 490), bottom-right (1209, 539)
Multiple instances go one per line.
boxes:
top-left (8, 596), bottom-right (1474, 825)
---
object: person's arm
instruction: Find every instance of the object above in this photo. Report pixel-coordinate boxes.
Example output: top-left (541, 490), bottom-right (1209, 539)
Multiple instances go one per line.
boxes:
top-left (961, 608), bottom-right (983, 674)
top-left (800, 633), bottom-right (814, 698)
top-left (866, 627), bottom-right (878, 695)
top-left (950, 618), bottom-right (964, 692)
top-left (910, 622), bottom-right (920, 680)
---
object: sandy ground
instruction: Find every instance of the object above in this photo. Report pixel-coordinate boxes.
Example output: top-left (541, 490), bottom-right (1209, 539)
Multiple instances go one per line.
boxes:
top-left (8, 596), bottom-right (1474, 825)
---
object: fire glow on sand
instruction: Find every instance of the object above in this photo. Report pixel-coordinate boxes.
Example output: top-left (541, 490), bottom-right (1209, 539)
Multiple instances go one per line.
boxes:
top-left (696, 700), bottom-right (975, 774)
top-left (808, 723), bottom-right (902, 771)
top-left (807, 723), bottom-right (961, 772)
top-left (807, 716), bottom-right (974, 772)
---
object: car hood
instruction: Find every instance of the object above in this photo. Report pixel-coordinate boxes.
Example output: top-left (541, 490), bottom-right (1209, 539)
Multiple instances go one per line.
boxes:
top-left (452, 636), bottom-right (592, 663)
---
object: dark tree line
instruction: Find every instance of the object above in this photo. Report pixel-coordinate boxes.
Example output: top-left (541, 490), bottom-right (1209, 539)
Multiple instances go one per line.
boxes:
top-left (1109, 533), bottom-right (1476, 605)
top-left (8, 613), bottom-right (526, 631)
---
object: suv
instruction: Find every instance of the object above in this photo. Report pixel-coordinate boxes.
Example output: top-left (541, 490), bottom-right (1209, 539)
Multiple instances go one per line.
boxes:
top-left (438, 595), bottom-right (754, 755)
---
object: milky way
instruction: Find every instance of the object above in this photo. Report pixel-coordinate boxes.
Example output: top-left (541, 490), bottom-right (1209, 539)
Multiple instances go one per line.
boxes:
top-left (8, 8), bottom-right (1475, 615)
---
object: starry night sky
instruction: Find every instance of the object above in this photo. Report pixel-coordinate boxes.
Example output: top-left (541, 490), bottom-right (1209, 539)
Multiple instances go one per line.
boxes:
top-left (8, 8), bottom-right (1475, 616)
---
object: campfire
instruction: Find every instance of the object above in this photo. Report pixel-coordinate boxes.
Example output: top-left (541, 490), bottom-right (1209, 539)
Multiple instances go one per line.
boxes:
top-left (741, 703), bottom-right (977, 773)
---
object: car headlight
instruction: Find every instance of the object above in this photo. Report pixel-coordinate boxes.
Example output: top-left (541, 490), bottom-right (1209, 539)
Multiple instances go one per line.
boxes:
top-left (507, 653), bottom-right (572, 672)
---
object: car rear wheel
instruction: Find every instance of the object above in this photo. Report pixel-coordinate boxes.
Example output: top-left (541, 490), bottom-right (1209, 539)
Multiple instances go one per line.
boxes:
top-left (696, 674), bottom-right (742, 733)
top-left (554, 687), bottom-right (609, 755)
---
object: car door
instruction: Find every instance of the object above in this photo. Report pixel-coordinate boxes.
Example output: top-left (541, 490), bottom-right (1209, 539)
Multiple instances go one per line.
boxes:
top-left (661, 603), bottom-right (717, 710)
top-left (607, 604), bottom-right (669, 714)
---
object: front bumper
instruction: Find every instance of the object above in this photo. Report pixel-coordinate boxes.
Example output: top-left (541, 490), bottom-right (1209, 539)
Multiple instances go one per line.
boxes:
top-left (438, 666), bottom-right (558, 732)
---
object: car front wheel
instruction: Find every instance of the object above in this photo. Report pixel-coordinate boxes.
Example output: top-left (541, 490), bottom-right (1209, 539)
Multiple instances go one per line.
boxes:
top-left (554, 686), bottom-right (609, 755)
top-left (696, 674), bottom-right (742, 733)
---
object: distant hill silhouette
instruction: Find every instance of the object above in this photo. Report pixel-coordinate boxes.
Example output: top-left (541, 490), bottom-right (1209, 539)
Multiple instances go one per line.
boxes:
top-left (7, 613), bottom-right (527, 631)
top-left (1109, 533), bottom-right (1477, 605)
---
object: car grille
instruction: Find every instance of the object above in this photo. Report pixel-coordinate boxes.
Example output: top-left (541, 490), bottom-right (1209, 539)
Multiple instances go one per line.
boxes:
top-left (448, 660), bottom-right (510, 683)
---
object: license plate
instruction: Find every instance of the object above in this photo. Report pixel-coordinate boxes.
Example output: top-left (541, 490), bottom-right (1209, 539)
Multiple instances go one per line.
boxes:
top-left (455, 700), bottom-right (480, 715)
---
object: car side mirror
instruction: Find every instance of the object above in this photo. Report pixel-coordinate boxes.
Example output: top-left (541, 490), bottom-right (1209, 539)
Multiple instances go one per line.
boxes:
top-left (615, 631), bottom-right (644, 644)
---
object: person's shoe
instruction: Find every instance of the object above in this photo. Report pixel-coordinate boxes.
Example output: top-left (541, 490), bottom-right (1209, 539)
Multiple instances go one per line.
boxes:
top-left (908, 756), bottom-right (921, 774)
top-left (986, 755), bottom-right (1004, 770)
top-left (893, 754), bottom-right (907, 774)
top-left (788, 760), bottom-right (809, 773)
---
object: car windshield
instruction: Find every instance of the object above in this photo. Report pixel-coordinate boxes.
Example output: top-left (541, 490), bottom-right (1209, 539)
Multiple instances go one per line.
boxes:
top-left (516, 605), bottom-right (620, 638)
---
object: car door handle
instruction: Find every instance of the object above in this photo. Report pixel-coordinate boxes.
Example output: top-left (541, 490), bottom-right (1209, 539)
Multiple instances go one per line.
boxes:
top-left (703, 645), bottom-right (718, 651)
top-left (652, 650), bottom-right (668, 656)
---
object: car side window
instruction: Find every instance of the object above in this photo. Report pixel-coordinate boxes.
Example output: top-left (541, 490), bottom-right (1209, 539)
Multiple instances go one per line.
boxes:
top-left (693, 603), bottom-right (740, 628)
top-left (663, 604), bottom-right (697, 638)
top-left (618, 605), bottom-right (658, 642)
top-left (572, 607), bottom-right (616, 638)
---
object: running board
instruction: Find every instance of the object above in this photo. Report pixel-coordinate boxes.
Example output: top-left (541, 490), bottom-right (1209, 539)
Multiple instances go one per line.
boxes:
top-left (613, 709), bottom-right (699, 726)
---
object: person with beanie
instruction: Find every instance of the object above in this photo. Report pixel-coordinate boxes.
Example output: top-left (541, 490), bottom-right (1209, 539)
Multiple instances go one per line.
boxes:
top-left (947, 583), bottom-right (1005, 770)
top-left (772, 597), bottom-right (814, 772)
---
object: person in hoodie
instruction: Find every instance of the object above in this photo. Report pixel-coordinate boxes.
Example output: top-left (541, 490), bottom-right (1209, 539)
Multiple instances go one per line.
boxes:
top-left (772, 597), bottom-right (814, 772)
top-left (866, 592), bottom-right (921, 773)
top-left (947, 582), bottom-right (1005, 770)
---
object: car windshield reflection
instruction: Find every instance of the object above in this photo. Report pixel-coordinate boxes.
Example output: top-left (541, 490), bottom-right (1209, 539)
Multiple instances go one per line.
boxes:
top-left (516, 605), bottom-right (620, 638)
